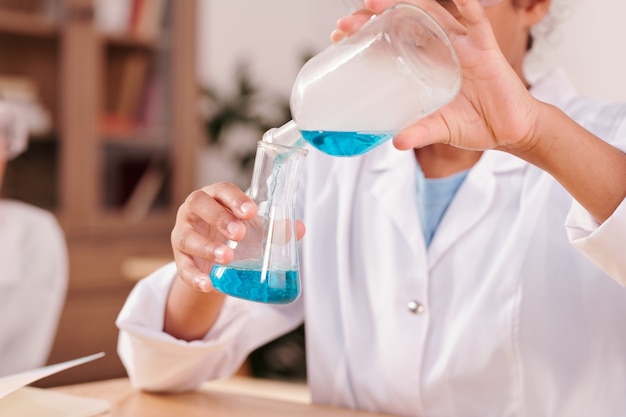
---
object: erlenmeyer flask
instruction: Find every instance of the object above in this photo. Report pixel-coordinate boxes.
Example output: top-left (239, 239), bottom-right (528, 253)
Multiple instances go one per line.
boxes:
top-left (265, 2), bottom-right (461, 156)
top-left (209, 141), bottom-right (308, 304)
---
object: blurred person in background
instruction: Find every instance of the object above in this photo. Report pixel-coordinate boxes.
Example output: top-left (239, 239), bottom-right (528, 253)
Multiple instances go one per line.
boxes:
top-left (117, 0), bottom-right (626, 416)
top-left (0, 101), bottom-right (68, 376)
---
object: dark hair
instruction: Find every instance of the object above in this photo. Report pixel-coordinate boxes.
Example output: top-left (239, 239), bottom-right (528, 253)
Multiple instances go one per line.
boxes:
top-left (437, 0), bottom-right (536, 50)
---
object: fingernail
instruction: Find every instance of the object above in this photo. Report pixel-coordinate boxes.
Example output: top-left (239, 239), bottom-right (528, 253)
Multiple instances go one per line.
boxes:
top-left (192, 277), bottom-right (209, 292)
top-left (227, 221), bottom-right (242, 237)
top-left (214, 246), bottom-right (226, 262)
top-left (198, 278), bottom-right (210, 292)
top-left (240, 201), bottom-right (255, 215)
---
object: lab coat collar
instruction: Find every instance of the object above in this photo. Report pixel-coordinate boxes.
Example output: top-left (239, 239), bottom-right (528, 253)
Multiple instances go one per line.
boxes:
top-left (364, 142), bottom-right (425, 256)
top-left (428, 152), bottom-right (498, 268)
top-left (361, 143), bottom-right (530, 270)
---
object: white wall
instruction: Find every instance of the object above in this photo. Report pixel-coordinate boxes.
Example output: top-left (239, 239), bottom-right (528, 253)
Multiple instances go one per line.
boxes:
top-left (197, 0), bottom-right (349, 99)
top-left (197, 0), bottom-right (626, 102)
top-left (527, 0), bottom-right (626, 101)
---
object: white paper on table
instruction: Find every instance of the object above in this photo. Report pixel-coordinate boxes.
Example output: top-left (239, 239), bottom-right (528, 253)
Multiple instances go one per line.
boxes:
top-left (1, 386), bottom-right (110, 417)
top-left (0, 352), bottom-right (105, 400)
top-left (0, 352), bottom-right (109, 417)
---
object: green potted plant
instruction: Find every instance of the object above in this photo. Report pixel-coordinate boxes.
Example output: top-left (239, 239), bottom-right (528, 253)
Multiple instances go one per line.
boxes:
top-left (197, 61), bottom-right (291, 188)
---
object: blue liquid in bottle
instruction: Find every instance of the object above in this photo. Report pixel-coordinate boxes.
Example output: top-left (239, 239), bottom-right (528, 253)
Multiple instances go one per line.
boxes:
top-left (300, 130), bottom-right (394, 157)
top-left (210, 263), bottom-right (300, 304)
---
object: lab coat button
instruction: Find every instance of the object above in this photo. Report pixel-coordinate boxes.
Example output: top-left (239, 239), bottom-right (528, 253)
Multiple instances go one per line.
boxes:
top-left (408, 300), bottom-right (424, 314)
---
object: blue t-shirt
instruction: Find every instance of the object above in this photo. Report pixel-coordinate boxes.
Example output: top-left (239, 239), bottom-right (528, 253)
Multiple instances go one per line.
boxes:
top-left (416, 168), bottom-right (469, 247)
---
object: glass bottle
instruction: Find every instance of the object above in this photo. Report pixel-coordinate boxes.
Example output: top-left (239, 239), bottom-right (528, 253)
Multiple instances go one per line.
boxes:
top-left (209, 141), bottom-right (308, 304)
top-left (264, 2), bottom-right (461, 156)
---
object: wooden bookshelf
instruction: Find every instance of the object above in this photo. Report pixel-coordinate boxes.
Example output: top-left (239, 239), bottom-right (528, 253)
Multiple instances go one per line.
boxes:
top-left (0, 8), bottom-right (59, 37)
top-left (0, 0), bottom-right (198, 385)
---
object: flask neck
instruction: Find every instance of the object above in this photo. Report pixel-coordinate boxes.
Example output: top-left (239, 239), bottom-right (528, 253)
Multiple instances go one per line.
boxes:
top-left (248, 140), bottom-right (308, 207)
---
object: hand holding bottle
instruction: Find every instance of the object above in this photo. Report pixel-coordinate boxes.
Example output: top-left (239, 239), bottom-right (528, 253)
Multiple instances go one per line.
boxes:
top-left (334, 0), bottom-right (626, 224)
top-left (333, 0), bottom-right (542, 154)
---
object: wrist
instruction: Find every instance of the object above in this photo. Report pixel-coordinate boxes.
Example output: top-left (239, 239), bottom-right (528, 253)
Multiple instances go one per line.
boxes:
top-left (501, 100), bottom-right (556, 167)
top-left (164, 275), bottom-right (227, 341)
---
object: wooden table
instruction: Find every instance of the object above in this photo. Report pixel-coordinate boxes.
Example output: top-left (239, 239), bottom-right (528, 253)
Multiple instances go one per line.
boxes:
top-left (53, 377), bottom-right (398, 417)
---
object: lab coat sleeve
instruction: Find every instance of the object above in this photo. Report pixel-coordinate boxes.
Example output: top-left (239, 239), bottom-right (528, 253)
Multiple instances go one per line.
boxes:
top-left (564, 109), bottom-right (626, 286)
top-left (0, 203), bottom-right (68, 376)
top-left (116, 262), bottom-right (304, 393)
top-left (566, 197), bottom-right (626, 286)
top-left (20, 210), bottom-right (68, 369)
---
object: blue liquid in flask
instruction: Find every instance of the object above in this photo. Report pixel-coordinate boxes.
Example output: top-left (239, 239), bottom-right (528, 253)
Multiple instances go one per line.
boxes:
top-left (300, 130), bottom-right (394, 157)
top-left (210, 263), bottom-right (300, 304)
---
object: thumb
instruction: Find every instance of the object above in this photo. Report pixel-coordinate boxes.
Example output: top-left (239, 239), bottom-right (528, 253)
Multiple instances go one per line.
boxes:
top-left (392, 111), bottom-right (450, 150)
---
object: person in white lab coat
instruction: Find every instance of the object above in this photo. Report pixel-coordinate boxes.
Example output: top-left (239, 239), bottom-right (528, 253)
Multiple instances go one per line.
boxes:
top-left (117, 0), bottom-right (626, 416)
top-left (0, 102), bottom-right (68, 376)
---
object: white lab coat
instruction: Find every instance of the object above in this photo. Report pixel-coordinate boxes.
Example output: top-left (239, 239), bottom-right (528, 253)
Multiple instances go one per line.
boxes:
top-left (0, 200), bottom-right (68, 376)
top-left (117, 69), bottom-right (626, 417)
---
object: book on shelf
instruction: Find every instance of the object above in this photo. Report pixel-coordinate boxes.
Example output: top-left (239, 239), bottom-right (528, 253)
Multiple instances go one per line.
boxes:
top-left (116, 52), bottom-right (150, 118)
top-left (129, 0), bottom-right (167, 40)
top-left (122, 157), bottom-right (167, 221)
top-left (94, 0), bottom-right (132, 35)
top-left (95, 0), bottom-right (166, 40)
top-left (101, 52), bottom-right (164, 137)
top-left (100, 73), bottom-right (164, 136)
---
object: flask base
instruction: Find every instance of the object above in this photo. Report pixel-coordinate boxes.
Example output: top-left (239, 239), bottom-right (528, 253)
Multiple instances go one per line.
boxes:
top-left (210, 264), bottom-right (300, 304)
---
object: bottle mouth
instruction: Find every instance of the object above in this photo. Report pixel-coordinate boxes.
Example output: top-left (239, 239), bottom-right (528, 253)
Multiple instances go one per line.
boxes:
top-left (261, 121), bottom-right (309, 152)
top-left (257, 135), bottom-right (309, 163)
top-left (258, 139), bottom-right (309, 156)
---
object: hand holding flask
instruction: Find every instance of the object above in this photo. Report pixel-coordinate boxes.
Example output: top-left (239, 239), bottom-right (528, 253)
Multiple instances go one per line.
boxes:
top-left (209, 142), bottom-right (308, 304)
